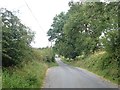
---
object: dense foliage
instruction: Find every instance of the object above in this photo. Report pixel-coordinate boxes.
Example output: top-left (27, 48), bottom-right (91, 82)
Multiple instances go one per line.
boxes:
top-left (2, 48), bottom-right (57, 88)
top-left (47, 2), bottom-right (119, 60)
top-left (1, 8), bottom-right (34, 67)
top-left (1, 8), bottom-right (56, 88)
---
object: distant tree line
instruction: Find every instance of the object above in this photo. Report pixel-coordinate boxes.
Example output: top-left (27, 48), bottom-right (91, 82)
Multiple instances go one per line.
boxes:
top-left (47, 2), bottom-right (119, 61)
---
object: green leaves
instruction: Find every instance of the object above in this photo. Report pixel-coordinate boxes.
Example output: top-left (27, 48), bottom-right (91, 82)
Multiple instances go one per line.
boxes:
top-left (47, 12), bottom-right (67, 41)
top-left (1, 8), bottom-right (34, 67)
top-left (101, 29), bottom-right (119, 57)
top-left (48, 2), bottom-right (119, 60)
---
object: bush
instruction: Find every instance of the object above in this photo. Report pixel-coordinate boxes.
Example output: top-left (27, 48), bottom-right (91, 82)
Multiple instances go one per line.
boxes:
top-left (65, 51), bottom-right (119, 84)
top-left (101, 30), bottom-right (120, 60)
top-left (2, 48), bottom-right (56, 88)
top-left (1, 8), bottom-right (34, 67)
top-left (2, 60), bottom-right (47, 88)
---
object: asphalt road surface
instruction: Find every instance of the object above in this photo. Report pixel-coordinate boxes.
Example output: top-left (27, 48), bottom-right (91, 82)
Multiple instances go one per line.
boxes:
top-left (43, 57), bottom-right (118, 88)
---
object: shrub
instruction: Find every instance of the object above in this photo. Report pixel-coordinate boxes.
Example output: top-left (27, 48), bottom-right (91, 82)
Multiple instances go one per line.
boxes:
top-left (1, 8), bottom-right (34, 67)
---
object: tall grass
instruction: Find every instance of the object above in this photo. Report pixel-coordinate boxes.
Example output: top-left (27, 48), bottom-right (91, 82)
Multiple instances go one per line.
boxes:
top-left (62, 51), bottom-right (119, 84)
top-left (0, 67), bottom-right (2, 89)
top-left (2, 48), bottom-right (57, 88)
top-left (2, 61), bottom-right (47, 88)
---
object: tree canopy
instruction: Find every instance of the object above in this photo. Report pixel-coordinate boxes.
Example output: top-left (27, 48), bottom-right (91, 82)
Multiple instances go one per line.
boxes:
top-left (47, 2), bottom-right (119, 59)
top-left (1, 8), bottom-right (34, 67)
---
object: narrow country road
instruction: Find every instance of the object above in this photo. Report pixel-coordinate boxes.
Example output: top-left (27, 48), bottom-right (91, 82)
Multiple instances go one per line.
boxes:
top-left (43, 57), bottom-right (118, 88)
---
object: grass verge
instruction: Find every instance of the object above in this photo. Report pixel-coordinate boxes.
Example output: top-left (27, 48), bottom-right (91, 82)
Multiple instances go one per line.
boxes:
top-left (2, 60), bottom-right (48, 88)
top-left (62, 51), bottom-right (119, 85)
top-left (2, 48), bottom-right (58, 88)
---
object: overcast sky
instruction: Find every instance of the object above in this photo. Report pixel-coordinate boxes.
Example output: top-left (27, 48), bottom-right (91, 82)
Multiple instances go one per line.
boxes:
top-left (0, 0), bottom-right (80, 48)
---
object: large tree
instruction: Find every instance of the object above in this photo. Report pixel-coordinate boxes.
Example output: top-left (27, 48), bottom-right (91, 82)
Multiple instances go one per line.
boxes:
top-left (1, 8), bottom-right (34, 67)
top-left (47, 2), bottom-right (119, 59)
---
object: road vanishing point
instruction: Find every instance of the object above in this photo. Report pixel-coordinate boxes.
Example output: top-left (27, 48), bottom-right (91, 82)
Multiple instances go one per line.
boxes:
top-left (43, 57), bottom-right (118, 88)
